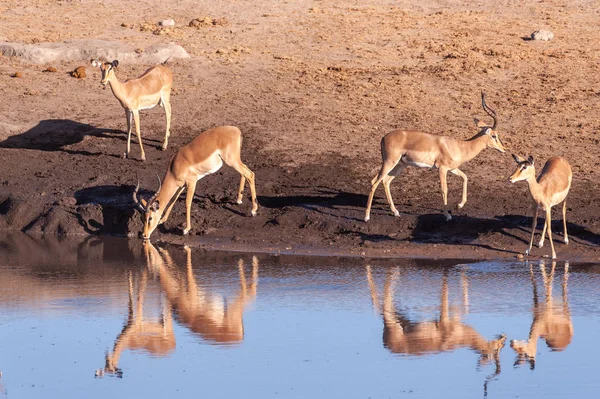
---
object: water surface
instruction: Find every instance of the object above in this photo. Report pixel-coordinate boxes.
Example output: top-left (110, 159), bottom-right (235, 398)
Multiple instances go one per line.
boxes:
top-left (0, 233), bottom-right (599, 398)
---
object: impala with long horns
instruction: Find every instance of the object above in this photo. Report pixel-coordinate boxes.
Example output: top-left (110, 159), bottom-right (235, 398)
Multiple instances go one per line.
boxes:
top-left (365, 92), bottom-right (505, 222)
top-left (90, 59), bottom-right (173, 161)
top-left (133, 126), bottom-right (258, 240)
top-left (509, 155), bottom-right (572, 259)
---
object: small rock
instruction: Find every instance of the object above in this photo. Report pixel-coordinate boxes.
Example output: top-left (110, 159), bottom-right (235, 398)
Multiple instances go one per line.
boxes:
top-left (42, 66), bottom-right (57, 72)
top-left (135, 48), bottom-right (144, 54)
top-left (121, 22), bottom-right (131, 28)
top-left (71, 66), bottom-right (86, 78)
top-left (531, 30), bottom-right (554, 41)
top-left (159, 19), bottom-right (175, 27)
top-left (11, 71), bottom-right (22, 78)
top-left (58, 197), bottom-right (77, 207)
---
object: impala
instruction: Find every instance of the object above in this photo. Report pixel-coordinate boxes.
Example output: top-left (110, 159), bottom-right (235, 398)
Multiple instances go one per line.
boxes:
top-left (511, 261), bottom-right (572, 369)
top-left (366, 266), bottom-right (506, 368)
top-left (364, 92), bottom-right (505, 222)
top-left (145, 242), bottom-right (258, 344)
top-left (509, 154), bottom-right (572, 259)
top-left (90, 59), bottom-right (173, 160)
top-left (133, 126), bottom-right (258, 240)
top-left (96, 270), bottom-right (175, 377)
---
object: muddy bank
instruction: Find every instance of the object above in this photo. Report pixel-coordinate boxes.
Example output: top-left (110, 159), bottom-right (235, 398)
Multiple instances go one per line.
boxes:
top-left (1, 0), bottom-right (600, 261)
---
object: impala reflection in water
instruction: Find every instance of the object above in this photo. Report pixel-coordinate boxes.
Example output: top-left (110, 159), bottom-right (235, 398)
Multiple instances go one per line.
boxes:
top-left (0, 233), bottom-right (597, 398)
top-left (96, 241), bottom-right (258, 377)
top-left (510, 261), bottom-right (573, 369)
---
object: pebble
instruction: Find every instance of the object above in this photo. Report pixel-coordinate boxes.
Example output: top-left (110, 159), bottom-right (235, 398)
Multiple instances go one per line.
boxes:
top-left (531, 30), bottom-right (554, 41)
top-left (160, 19), bottom-right (175, 27)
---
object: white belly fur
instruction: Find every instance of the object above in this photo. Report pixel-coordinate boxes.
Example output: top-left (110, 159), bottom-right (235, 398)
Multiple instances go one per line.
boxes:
top-left (550, 187), bottom-right (570, 207)
top-left (197, 157), bottom-right (223, 180)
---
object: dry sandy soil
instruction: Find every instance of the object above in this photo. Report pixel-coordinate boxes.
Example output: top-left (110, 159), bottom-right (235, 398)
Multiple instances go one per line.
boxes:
top-left (1, 0), bottom-right (599, 261)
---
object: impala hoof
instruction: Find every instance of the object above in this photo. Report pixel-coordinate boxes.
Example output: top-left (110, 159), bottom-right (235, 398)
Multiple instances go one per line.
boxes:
top-left (251, 210), bottom-right (257, 217)
top-left (538, 241), bottom-right (544, 248)
top-left (444, 214), bottom-right (452, 222)
top-left (457, 203), bottom-right (465, 209)
top-left (552, 254), bottom-right (557, 260)
top-left (364, 216), bottom-right (370, 223)
top-left (140, 155), bottom-right (146, 161)
top-left (392, 210), bottom-right (400, 217)
top-left (525, 248), bottom-right (530, 256)
top-left (564, 237), bottom-right (569, 245)
top-left (182, 229), bottom-right (190, 236)
top-left (122, 152), bottom-right (128, 159)
top-left (237, 199), bottom-right (243, 205)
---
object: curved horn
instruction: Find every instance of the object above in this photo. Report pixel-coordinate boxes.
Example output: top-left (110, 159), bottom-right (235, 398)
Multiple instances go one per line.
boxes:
top-left (481, 91), bottom-right (498, 130)
top-left (132, 174), bottom-right (146, 211)
top-left (146, 173), bottom-right (162, 206)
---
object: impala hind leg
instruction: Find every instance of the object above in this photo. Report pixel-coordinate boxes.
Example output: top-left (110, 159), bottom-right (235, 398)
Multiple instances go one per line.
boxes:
top-left (365, 158), bottom-right (401, 222)
top-left (538, 209), bottom-right (548, 249)
top-left (183, 180), bottom-right (199, 235)
top-left (526, 206), bottom-right (539, 256)
top-left (450, 168), bottom-right (468, 209)
top-left (545, 208), bottom-right (557, 259)
top-left (231, 161), bottom-right (258, 216)
top-left (562, 200), bottom-right (569, 244)
top-left (132, 110), bottom-right (146, 161)
top-left (161, 90), bottom-right (172, 151)
top-left (439, 167), bottom-right (452, 221)
top-left (382, 164), bottom-right (405, 217)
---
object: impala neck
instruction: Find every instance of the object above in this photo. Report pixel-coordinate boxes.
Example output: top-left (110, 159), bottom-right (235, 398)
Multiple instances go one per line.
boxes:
top-left (523, 170), bottom-right (545, 204)
top-left (458, 133), bottom-right (489, 164)
top-left (107, 75), bottom-right (128, 105)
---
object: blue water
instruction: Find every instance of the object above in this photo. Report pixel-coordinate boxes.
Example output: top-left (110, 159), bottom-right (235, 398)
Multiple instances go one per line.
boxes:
top-left (0, 233), bottom-right (598, 399)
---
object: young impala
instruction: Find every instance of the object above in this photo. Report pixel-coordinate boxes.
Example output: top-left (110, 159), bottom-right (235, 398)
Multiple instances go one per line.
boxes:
top-left (364, 92), bottom-right (506, 222)
top-left (90, 59), bottom-right (173, 160)
top-left (509, 154), bottom-right (572, 259)
top-left (133, 126), bottom-right (258, 240)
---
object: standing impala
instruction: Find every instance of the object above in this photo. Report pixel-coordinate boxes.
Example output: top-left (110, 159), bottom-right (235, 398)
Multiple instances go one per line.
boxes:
top-left (134, 126), bottom-right (258, 240)
top-left (364, 92), bottom-right (506, 222)
top-left (509, 154), bottom-right (572, 259)
top-left (90, 59), bottom-right (173, 160)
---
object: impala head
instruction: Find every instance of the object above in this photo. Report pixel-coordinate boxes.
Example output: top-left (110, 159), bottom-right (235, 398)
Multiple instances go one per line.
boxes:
top-left (509, 154), bottom-right (535, 183)
top-left (474, 91), bottom-right (505, 153)
top-left (91, 59), bottom-right (119, 86)
top-left (132, 174), bottom-right (162, 241)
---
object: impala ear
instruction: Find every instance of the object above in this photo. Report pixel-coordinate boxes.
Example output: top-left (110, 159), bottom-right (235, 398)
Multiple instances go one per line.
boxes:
top-left (474, 118), bottom-right (487, 128)
top-left (512, 154), bottom-right (522, 163)
top-left (150, 200), bottom-right (160, 212)
top-left (483, 127), bottom-right (492, 136)
top-left (527, 155), bottom-right (534, 165)
top-left (111, 60), bottom-right (119, 68)
top-left (91, 59), bottom-right (101, 67)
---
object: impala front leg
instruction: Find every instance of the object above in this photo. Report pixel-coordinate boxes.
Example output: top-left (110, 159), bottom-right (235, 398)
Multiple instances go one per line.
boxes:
top-left (439, 167), bottom-right (451, 221)
top-left (382, 175), bottom-right (400, 217)
top-left (450, 168), bottom-right (468, 209)
top-left (182, 180), bottom-right (198, 235)
top-left (132, 110), bottom-right (146, 161)
top-left (124, 109), bottom-right (133, 159)
top-left (160, 186), bottom-right (185, 224)
top-left (526, 206), bottom-right (539, 256)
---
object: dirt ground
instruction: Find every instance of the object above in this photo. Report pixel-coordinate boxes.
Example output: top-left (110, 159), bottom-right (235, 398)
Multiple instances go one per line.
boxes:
top-left (1, 0), bottom-right (599, 262)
